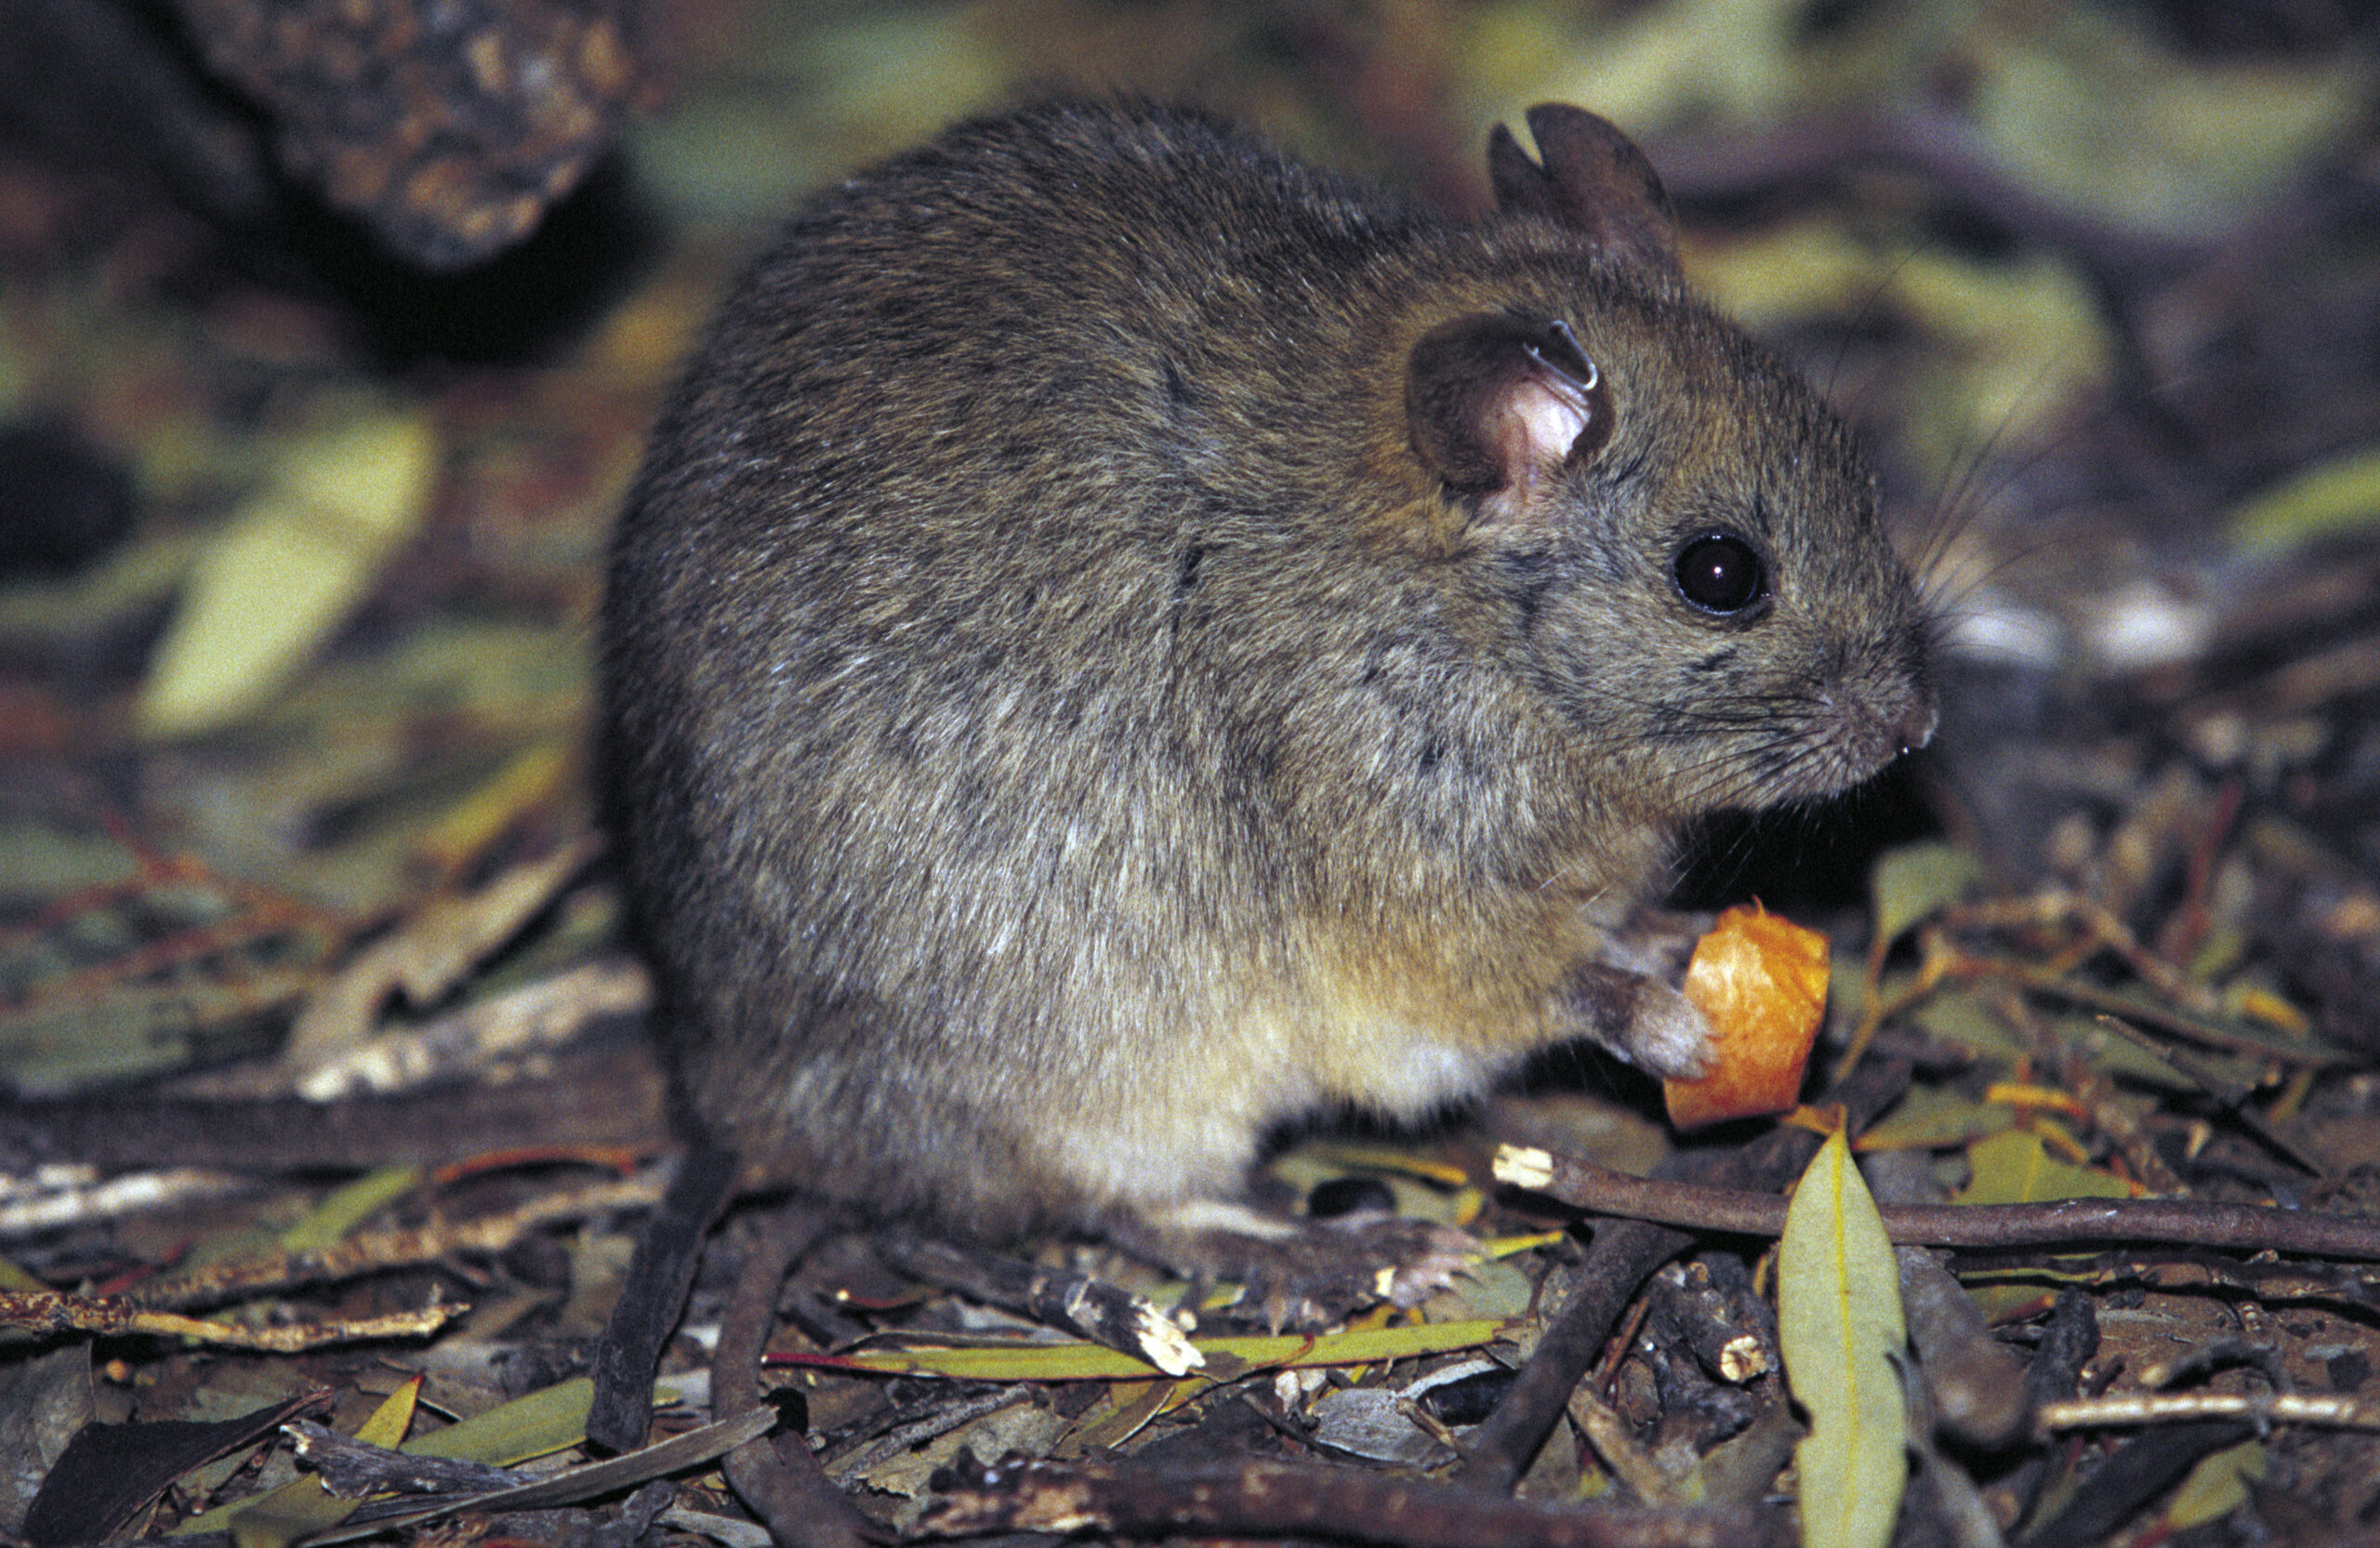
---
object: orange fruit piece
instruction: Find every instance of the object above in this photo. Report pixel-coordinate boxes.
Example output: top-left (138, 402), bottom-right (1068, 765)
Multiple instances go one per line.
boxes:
top-left (1662, 903), bottom-right (1830, 1130)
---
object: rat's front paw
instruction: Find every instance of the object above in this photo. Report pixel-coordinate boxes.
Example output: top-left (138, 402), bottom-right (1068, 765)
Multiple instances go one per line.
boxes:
top-left (1619, 978), bottom-right (1715, 1078)
top-left (1564, 961), bottom-right (1715, 1079)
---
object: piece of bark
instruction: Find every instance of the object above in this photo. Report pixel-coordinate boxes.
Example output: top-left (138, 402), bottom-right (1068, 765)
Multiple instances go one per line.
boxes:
top-left (172, 0), bottom-right (657, 267)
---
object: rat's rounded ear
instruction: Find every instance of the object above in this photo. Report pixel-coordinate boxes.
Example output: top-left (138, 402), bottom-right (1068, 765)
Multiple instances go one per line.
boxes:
top-left (1488, 104), bottom-right (1681, 284)
top-left (1407, 314), bottom-right (1613, 520)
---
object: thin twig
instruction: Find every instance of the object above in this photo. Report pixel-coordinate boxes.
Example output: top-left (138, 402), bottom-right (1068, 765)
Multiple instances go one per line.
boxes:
top-left (2039, 1391), bottom-right (2380, 1433)
top-left (0, 1288), bottom-right (457, 1350)
top-left (126, 1173), bottom-right (668, 1310)
top-left (1496, 1146), bottom-right (2380, 1262)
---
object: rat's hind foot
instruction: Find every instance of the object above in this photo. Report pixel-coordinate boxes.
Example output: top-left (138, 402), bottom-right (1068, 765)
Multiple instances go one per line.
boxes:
top-left (1120, 1200), bottom-right (1483, 1331)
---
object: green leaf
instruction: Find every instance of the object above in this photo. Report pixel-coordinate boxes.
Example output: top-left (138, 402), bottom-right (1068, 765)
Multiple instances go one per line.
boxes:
top-left (2228, 443), bottom-right (2380, 551)
top-left (1907, 989), bottom-right (2030, 1064)
top-left (281, 1167), bottom-right (420, 1252)
top-left (198, 1378), bottom-right (418, 1547)
top-left (1778, 1129), bottom-right (1909, 1548)
top-left (178, 1378), bottom-right (591, 1540)
top-left (2163, 1437), bottom-right (2267, 1529)
top-left (136, 411), bottom-right (438, 740)
top-left (1870, 840), bottom-right (1981, 951)
top-left (1956, 1131), bottom-right (2133, 1208)
top-left (1855, 1083), bottom-right (2016, 1151)
top-left (404, 1376), bottom-right (593, 1464)
top-left (1953, 1131), bottom-right (2136, 1319)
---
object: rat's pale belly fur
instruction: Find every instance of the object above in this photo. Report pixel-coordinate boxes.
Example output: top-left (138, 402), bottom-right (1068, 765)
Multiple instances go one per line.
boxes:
top-left (1038, 999), bottom-right (1525, 1209)
top-left (711, 909), bottom-right (1586, 1207)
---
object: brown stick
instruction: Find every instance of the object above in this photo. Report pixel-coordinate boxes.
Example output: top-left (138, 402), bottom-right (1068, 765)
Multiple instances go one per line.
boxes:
top-left (872, 1232), bottom-right (1203, 1376)
top-left (0, 1288), bottom-right (455, 1350)
top-left (125, 1174), bottom-right (667, 1310)
top-left (1453, 1212), bottom-right (1695, 1493)
top-left (589, 1142), bottom-right (738, 1451)
top-left (1500, 1148), bottom-right (2380, 1262)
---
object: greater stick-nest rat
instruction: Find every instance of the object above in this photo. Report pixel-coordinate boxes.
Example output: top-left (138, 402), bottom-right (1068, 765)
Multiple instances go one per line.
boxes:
top-left (601, 99), bottom-right (1936, 1287)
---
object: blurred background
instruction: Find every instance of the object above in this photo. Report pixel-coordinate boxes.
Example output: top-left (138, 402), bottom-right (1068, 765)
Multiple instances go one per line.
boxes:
top-left (2, 0), bottom-right (2377, 1083)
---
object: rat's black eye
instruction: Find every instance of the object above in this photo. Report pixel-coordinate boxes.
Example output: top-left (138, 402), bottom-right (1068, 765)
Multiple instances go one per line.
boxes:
top-left (1673, 533), bottom-right (1766, 615)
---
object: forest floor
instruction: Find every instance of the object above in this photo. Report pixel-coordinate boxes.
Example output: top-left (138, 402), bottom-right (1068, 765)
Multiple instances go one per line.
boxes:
top-left (4, 3), bottom-right (2380, 1545)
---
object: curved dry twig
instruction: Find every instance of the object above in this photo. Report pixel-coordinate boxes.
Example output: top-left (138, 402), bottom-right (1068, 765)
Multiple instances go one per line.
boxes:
top-left (1498, 1146), bottom-right (2380, 1262)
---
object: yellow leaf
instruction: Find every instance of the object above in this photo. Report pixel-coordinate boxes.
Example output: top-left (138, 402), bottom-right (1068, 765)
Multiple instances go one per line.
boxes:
top-left (198, 1378), bottom-right (419, 1548)
top-left (1778, 1129), bottom-right (1908, 1548)
top-left (1956, 1130), bottom-right (2134, 1208)
top-left (403, 1376), bottom-right (593, 1464)
top-left (353, 1379), bottom-right (419, 1449)
top-left (137, 412), bottom-right (438, 739)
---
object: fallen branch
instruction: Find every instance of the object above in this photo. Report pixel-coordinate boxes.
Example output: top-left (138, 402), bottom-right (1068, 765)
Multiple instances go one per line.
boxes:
top-left (1495, 1147), bottom-right (2380, 1261)
top-left (126, 1173), bottom-right (666, 1311)
top-left (0, 1167), bottom-right (252, 1237)
top-left (2039, 1391), bottom-right (2380, 1433)
top-left (296, 1408), bottom-right (780, 1547)
top-left (0, 1288), bottom-right (457, 1351)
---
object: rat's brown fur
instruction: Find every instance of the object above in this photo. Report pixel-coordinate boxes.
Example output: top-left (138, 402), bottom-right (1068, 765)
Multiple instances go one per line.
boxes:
top-left (602, 100), bottom-right (1934, 1260)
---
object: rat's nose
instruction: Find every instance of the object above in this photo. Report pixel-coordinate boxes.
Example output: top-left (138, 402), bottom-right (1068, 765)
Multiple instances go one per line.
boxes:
top-left (1895, 699), bottom-right (1938, 757)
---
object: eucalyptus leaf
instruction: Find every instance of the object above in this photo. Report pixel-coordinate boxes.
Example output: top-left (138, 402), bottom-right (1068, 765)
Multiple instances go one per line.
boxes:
top-left (776, 1319), bottom-right (1507, 1382)
top-left (1909, 990), bottom-right (2029, 1065)
top-left (2228, 443), bottom-right (2380, 551)
top-left (1856, 1083), bottom-right (2016, 1152)
top-left (1870, 840), bottom-right (1982, 951)
top-left (1957, 1130), bottom-right (2133, 1208)
top-left (137, 412), bottom-right (438, 740)
top-left (1778, 1130), bottom-right (1909, 1548)
top-left (280, 1168), bottom-right (422, 1253)
top-left (2162, 1437), bottom-right (2267, 1530)
top-left (189, 1379), bottom-right (417, 1547)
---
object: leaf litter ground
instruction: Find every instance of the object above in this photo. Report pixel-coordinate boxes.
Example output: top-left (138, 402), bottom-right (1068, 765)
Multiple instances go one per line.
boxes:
top-left (6, 3), bottom-right (2380, 1545)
